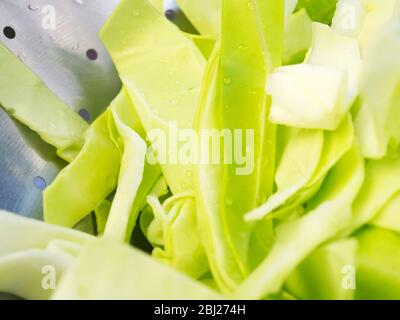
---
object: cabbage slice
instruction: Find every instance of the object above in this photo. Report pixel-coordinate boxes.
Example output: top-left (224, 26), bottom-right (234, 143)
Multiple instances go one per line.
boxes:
top-left (177, 0), bottom-right (222, 36)
top-left (268, 63), bottom-right (348, 130)
top-left (195, 0), bottom-right (284, 292)
top-left (355, 21), bottom-right (400, 158)
top-left (355, 227), bottom-right (400, 299)
top-left (0, 210), bottom-right (92, 299)
top-left (306, 22), bottom-right (362, 105)
top-left (345, 150), bottom-right (400, 233)
top-left (245, 129), bottom-right (324, 221)
top-left (371, 192), bottom-right (400, 233)
top-left (235, 145), bottom-right (364, 299)
top-left (101, 0), bottom-right (205, 194)
top-left (103, 94), bottom-right (160, 242)
top-left (284, 9), bottom-right (312, 65)
top-left (149, 194), bottom-right (209, 278)
top-left (0, 43), bottom-right (87, 162)
top-left (52, 239), bottom-right (222, 300)
top-left (246, 116), bottom-right (354, 221)
top-left (285, 239), bottom-right (357, 300)
top-left (43, 110), bottom-right (121, 228)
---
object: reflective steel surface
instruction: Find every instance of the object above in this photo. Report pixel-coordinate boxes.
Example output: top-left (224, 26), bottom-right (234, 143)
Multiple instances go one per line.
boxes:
top-left (0, 0), bottom-right (121, 220)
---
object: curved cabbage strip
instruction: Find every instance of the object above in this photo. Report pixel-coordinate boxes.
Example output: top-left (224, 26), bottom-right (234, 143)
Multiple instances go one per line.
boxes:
top-left (345, 150), bottom-right (400, 233)
top-left (355, 227), bottom-right (400, 299)
top-left (355, 21), bottom-right (400, 158)
top-left (268, 64), bottom-right (348, 130)
top-left (44, 87), bottom-right (160, 236)
top-left (270, 118), bottom-right (354, 219)
top-left (285, 239), bottom-right (357, 300)
top-left (306, 22), bottom-right (361, 106)
top-left (246, 116), bottom-right (353, 221)
top-left (177, 0), bottom-right (222, 36)
top-left (284, 9), bottom-right (312, 65)
top-left (0, 250), bottom-right (73, 300)
top-left (195, 0), bottom-right (283, 292)
top-left (140, 177), bottom-right (170, 246)
top-left (245, 129), bottom-right (324, 221)
top-left (235, 145), bottom-right (364, 299)
top-left (103, 95), bottom-right (161, 242)
top-left (247, 219), bottom-right (275, 271)
top-left (285, 0), bottom-right (299, 24)
top-left (44, 110), bottom-right (121, 227)
top-left (52, 239), bottom-right (222, 300)
top-left (269, 22), bottom-right (361, 130)
top-left (148, 194), bottom-right (209, 279)
top-left (94, 200), bottom-right (112, 235)
top-left (101, 0), bottom-right (205, 194)
top-left (46, 239), bottom-right (83, 258)
top-left (371, 192), bottom-right (400, 233)
top-left (0, 210), bottom-right (93, 299)
top-left (358, 0), bottom-right (400, 49)
top-left (295, 0), bottom-right (338, 24)
top-left (195, 48), bottom-right (235, 290)
top-left (254, 0), bottom-right (285, 69)
top-left (0, 43), bottom-right (87, 162)
top-left (0, 210), bottom-right (92, 255)
top-left (186, 33), bottom-right (217, 59)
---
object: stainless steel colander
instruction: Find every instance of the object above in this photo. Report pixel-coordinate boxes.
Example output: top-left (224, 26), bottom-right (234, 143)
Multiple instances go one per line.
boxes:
top-left (0, 0), bottom-right (189, 225)
top-left (0, 0), bottom-right (123, 222)
top-left (0, 0), bottom-right (190, 299)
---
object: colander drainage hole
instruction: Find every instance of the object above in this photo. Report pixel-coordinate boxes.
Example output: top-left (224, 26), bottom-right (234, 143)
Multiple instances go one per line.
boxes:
top-left (33, 176), bottom-right (47, 190)
top-left (86, 49), bottom-right (98, 61)
top-left (3, 26), bottom-right (16, 39)
top-left (78, 108), bottom-right (90, 122)
top-left (165, 9), bottom-right (176, 20)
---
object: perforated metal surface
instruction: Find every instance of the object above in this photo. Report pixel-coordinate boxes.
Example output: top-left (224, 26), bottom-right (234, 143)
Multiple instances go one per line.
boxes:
top-left (0, 0), bottom-right (121, 220)
top-left (0, 0), bottom-right (188, 300)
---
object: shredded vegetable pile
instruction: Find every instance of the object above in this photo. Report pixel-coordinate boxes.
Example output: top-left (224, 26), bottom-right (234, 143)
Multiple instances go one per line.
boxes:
top-left (2, 0), bottom-right (400, 300)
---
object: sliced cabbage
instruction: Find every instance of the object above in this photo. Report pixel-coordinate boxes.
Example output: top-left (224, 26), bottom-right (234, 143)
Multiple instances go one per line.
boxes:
top-left (235, 145), bottom-right (364, 299)
top-left (195, 0), bottom-right (284, 292)
top-left (295, 0), bottom-right (338, 24)
top-left (52, 239), bottom-right (222, 300)
top-left (345, 150), bottom-right (400, 233)
top-left (306, 22), bottom-right (362, 105)
top-left (284, 9), bottom-right (313, 65)
top-left (355, 227), bottom-right (400, 299)
top-left (268, 64), bottom-right (348, 130)
top-left (355, 21), bottom-right (400, 158)
top-left (285, 0), bottom-right (299, 24)
top-left (0, 210), bottom-right (93, 299)
top-left (0, 43), bottom-right (87, 162)
top-left (177, 0), bottom-right (222, 36)
top-left (103, 95), bottom-right (161, 242)
top-left (101, 0), bottom-right (205, 194)
top-left (371, 192), bottom-right (400, 233)
top-left (245, 129), bottom-right (324, 221)
top-left (43, 110), bottom-right (121, 227)
top-left (149, 194), bottom-right (209, 278)
top-left (358, 0), bottom-right (400, 49)
top-left (186, 33), bottom-right (216, 59)
top-left (44, 86), bottom-right (161, 237)
top-left (285, 239), bottom-right (358, 300)
top-left (246, 116), bottom-right (354, 221)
